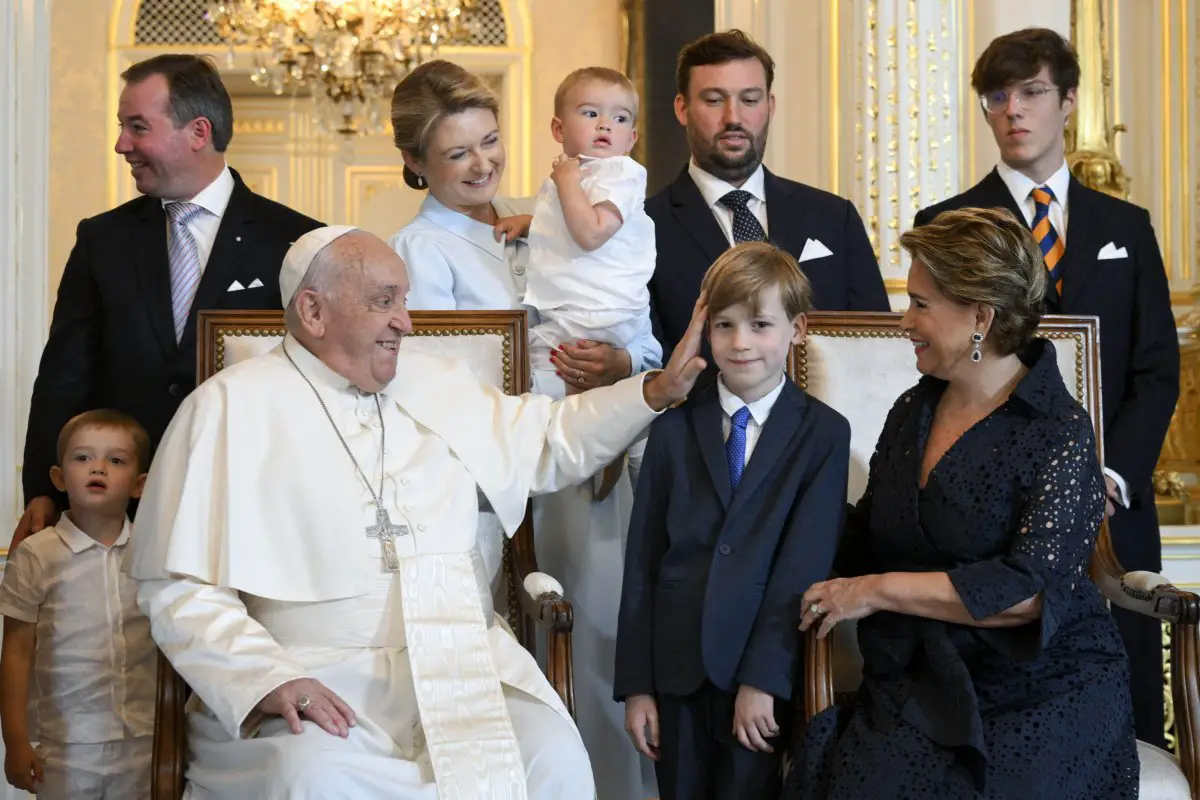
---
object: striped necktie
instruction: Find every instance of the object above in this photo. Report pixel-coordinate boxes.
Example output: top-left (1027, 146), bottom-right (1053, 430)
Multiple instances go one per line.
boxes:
top-left (1030, 186), bottom-right (1065, 297)
top-left (165, 202), bottom-right (206, 342)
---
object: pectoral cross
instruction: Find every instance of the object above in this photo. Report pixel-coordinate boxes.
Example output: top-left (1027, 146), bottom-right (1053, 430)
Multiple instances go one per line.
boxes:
top-left (366, 505), bottom-right (409, 572)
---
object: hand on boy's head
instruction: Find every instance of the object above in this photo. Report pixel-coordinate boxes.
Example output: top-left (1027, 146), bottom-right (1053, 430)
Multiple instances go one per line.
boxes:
top-left (733, 684), bottom-right (779, 753)
top-left (4, 741), bottom-right (43, 791)
top-left (10, 496), bottom-right (59, 550)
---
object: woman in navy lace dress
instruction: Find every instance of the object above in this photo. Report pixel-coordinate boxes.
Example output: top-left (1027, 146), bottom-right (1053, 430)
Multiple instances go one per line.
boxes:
top-left (782, 208), bottom-right (1138, 799)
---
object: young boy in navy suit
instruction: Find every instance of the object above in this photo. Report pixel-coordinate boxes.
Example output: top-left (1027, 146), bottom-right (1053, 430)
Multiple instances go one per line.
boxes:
top-left (614, 242), bottom-right (850, 799)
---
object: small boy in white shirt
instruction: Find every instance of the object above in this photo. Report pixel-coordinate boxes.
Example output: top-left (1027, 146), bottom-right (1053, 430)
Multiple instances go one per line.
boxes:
top-left (495, 66), bottom-right (658, 400)
top-left (0, 410), bottom-right (157, 799)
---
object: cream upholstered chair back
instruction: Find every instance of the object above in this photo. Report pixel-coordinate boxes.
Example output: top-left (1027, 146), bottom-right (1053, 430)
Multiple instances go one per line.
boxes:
top-left (200, 310), bottom-right (524, 392)
top-left (789, 311), bottom-right (1103, 694)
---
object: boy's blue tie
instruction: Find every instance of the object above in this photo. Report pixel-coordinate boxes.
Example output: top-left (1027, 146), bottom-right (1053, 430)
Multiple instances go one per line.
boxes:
top-left (727, 406), bottom-right (751, 489)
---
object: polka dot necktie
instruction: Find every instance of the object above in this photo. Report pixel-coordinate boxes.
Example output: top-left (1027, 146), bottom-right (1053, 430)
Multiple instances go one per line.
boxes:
top-left (1030, 186), bottom-right (1066, 297)
top-left (718, 190), bottom-right (767, 244)
top-left (726, 406), bottom-right (751, 490)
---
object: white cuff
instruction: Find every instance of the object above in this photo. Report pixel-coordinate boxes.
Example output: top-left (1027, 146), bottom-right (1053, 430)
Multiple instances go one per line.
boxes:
top-left (1103, 467), bottom-right (1131, 508)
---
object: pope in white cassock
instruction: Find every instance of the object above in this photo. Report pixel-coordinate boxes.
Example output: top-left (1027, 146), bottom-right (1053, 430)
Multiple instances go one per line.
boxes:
top-left (123, 226), bottom-right (708, 800)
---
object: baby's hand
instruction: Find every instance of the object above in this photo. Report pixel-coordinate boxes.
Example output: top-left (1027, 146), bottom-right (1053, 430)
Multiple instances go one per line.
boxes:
top-left (4, 741), bottom-right (42, 791)
top-left (551, 154), bottom-right (582, 187)
top-left (493, 214), bottom-right (532, 242)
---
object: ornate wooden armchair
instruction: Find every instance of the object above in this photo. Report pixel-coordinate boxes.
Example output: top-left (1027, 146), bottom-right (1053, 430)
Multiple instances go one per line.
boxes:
top-left (151, 309), bottom-right (575, 800)
top-left (794, 311), bottom-right (1200, 800)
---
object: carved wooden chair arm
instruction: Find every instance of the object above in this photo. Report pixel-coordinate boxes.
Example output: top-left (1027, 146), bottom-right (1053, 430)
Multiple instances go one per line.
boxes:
top-left (802, 627), bottom-right (834, 722)
top-left (508, 511), bottom-right (576, 716)
top-left (1092, 520), bottom-right (1200, 624)
top-left (151, 649), bottom-right (188, 800)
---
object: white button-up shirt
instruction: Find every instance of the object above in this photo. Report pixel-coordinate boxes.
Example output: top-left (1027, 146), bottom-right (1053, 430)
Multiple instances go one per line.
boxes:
top-left (161, 163), bottom-right (235, 274)
top-left (717, 373), bottom-right (787, 466)
top-left (996, 159), bottom-right (1070, 241)
top-left (0, 514), bottom-right (155, 743)
top-left (689, 160), bottom-right (769, 246)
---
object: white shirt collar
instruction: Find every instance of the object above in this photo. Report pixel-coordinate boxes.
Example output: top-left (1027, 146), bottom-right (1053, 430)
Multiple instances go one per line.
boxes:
top-left (716, 373), bottom-right (786, 426)
top-left (996, 159), bottom-right (1071, 211)
top-left (279, 332), bottom-right (400, 401)
top-left (54, 512), bottom-right (131, 553)
top-left (688, 160), bottom-right (766, 210)
top-left (161, 163), bottom-right (234, 218)
top-left (418, 192), bottom-right (518, 262)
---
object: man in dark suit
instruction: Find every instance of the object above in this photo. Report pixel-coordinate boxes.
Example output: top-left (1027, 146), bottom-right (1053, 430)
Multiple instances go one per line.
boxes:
top-left (15, 54), bottom-right (321, 544)
top-left (915, 28), bottom-right (1179, 748)
top-left (646, 29), bottom-right (889, 356)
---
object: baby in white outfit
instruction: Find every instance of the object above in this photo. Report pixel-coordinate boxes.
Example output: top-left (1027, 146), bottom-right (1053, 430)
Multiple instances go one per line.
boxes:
top-left (495, 67), bottom-right (658, 402)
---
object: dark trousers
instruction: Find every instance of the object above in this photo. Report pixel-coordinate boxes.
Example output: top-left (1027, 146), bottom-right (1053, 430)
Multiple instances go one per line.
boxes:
top-left (655, 682), bottom-right (789, 800)
top-left (1114, 605), bottom-right (1166, 748)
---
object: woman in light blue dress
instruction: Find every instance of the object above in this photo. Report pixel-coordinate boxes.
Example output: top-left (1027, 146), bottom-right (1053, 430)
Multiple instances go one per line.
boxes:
top-left (387, 60), bottom-right (662, 800)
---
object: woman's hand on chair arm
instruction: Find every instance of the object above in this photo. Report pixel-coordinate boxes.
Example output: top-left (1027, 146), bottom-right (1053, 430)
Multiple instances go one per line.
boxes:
top-left (800, 572), bottom-right (1042, 639)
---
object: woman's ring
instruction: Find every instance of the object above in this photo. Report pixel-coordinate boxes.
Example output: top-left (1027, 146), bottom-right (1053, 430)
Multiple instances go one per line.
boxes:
top-left (809, 602), bottom-right (824, 616)
top-left (296, 694), bottom-right (312, 713)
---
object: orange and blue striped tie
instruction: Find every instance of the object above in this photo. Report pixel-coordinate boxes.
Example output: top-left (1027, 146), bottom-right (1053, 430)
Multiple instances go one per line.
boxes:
top-left (1031, 186), bottom-right (1065, 296)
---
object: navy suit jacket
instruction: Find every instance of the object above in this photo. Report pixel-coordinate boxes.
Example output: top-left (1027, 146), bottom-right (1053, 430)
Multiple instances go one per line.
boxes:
top-left (646, 166), bottom-right (889, 359)
top-left (915, 169), bottom-right (1179, 571)
top-left (614, 379), bottom-right (849, 701)
top-left (23, 170), bottom-right (322, 503)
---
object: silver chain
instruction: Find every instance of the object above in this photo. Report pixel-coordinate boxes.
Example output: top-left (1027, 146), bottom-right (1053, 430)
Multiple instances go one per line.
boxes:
top-left (283, 340), bottom-right (386, 507)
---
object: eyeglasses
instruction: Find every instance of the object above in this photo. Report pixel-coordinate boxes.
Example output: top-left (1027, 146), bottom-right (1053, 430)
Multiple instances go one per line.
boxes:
top-left (979, 83), bottom-right (1059, 115)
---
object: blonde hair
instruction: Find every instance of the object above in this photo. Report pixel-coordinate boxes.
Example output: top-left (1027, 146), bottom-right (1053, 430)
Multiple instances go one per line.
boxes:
top-left (899, 207), bottom-right (1046, 355)
top-left (57, 409), bottom-right (151, 473)
top-left (553, 67), bottom-right (639, 119)
top-left (700, 242), bottom-right (813, 320)
top-left (390, 60), bottom-right (499, 190)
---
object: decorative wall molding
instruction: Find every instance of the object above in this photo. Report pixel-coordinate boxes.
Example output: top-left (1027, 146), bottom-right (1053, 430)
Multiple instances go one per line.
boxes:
top-left (1, 0), bottom-right (50, 537)
top-left (845, 0), bottom-right (962, 287)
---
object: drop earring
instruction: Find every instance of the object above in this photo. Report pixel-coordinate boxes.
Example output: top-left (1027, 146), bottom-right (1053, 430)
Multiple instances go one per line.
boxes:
top-left (416, 174), bottom-right (426, 189)
top-left (970, 331), bottom-right (984, 363)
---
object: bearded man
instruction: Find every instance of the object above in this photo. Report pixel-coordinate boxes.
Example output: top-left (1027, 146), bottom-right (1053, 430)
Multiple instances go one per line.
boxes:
top-left (646, 29), bottom-right (889, 362)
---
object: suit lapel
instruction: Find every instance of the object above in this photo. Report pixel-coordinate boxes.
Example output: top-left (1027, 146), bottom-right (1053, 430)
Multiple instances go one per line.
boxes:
top-left (131, 199), bottom-right (177, 355)
top-left (763, 170), bottom-right (807, 257)
top-left (668, 168), bottom-right (732, 266)
top-left (1059, 178), bottom-right (1102, 310)
top-left (180, 173), bottom-right (254, 350)
top-left (977, 168), bottom-right (1027, 226)
top-left (690, 385), bottom-right (732, 509)
top-left (729, 382), bottom-right (806, 512)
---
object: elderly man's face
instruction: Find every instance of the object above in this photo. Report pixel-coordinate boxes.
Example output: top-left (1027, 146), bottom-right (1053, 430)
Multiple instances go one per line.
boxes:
top-left (316, 235), bottom-right (413, 392)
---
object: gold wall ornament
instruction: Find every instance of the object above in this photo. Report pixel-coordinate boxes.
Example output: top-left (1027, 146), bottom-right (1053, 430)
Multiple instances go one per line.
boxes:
top-left (1065, 0), bottom-right (1131, 200)
top-left (620, 0), bottom-right (646, 165)
top-left (206, 1), bottom-right (477, 137)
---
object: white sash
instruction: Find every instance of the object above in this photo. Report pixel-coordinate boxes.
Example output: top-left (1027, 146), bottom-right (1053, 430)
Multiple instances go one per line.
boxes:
top-left (400, 552), bottom-right (528, 799)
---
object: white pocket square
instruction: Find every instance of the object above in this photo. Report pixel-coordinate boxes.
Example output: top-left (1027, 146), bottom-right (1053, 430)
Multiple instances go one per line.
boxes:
top-left (798, 238), bottom-right (834, 263)
top-left (1098, 242), bottom-right (1128, 260)
top-left (248, 278), bottom-right (264, 288)
top-left (226, 280), bottom-right (245, 292)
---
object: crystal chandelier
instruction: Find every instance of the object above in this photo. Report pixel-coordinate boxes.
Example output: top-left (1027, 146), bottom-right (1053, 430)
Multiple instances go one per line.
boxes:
top-left (206, 1), bottom-right (476, 136)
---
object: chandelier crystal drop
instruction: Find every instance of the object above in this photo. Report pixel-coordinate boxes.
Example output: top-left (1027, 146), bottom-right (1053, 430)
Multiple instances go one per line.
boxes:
top-left (206, 1), bottom-right (476, 136)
